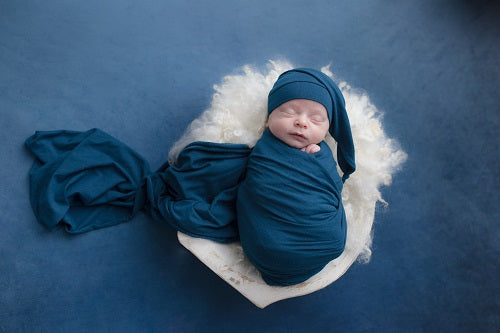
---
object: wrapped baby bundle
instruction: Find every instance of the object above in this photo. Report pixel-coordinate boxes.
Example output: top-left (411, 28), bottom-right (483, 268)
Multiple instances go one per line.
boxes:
top-left (237, 68), bottom-right (355, 285)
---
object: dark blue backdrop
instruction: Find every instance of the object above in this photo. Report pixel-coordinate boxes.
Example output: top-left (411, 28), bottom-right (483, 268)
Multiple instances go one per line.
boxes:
top-left (1, 0), bottom-right (498, 332)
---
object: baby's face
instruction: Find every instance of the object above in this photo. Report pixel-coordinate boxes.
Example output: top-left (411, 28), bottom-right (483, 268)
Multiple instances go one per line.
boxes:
top-left (267, 99), bottom-right (330, 149)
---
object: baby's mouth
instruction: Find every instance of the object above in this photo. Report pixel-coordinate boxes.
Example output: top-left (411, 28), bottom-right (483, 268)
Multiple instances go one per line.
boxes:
top-left (290, 132), bottom-right (307, 139)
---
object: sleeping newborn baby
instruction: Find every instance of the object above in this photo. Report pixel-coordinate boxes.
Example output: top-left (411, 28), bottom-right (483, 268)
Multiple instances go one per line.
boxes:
top-left (25, 67), bottom-right (355, 288)
top-left (237, 68), bottom-right (356, 286)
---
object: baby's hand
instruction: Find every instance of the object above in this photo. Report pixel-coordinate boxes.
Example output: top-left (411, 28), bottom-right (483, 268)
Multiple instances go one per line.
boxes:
top-left (301, 144), bottom-right (321, 154)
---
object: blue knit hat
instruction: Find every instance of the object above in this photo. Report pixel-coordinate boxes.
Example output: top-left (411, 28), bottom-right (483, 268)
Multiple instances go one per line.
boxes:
top-left (268, 68), bottom-right (356, 181)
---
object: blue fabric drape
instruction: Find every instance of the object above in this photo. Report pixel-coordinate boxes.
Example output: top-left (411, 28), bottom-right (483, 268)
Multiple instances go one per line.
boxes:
top-left (25, 128), bottom-right (249, 242)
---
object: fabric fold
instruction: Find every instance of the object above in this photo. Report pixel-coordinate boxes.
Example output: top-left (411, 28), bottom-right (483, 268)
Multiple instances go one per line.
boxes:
top-left (144, 141), bottom-right (250, 243)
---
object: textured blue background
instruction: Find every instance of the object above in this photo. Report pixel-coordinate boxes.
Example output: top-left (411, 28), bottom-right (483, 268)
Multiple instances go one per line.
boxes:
top-left (1, 0), bottom-right (498, 332)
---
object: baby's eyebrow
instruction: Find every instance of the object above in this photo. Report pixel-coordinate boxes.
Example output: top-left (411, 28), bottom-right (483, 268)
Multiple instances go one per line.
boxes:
top-left (309, 109), bottom-right (326, 117)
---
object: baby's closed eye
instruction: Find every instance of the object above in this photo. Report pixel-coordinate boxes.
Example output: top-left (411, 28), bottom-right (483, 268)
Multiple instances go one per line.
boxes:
top-left (280, 109), bottom-right (295, 117)
top-left (311, 116), bottom-right (326, 123)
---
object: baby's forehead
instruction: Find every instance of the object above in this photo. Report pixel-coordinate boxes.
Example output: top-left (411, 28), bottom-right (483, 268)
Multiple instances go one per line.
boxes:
top-left (278, 99), bottom-right (328, 115)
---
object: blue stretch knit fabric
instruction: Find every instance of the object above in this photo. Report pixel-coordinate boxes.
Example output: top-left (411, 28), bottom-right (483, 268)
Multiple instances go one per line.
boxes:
top-left (25, 127), bottom-right (346, 285)
top-left (25, 128), bottom-right (249, 242)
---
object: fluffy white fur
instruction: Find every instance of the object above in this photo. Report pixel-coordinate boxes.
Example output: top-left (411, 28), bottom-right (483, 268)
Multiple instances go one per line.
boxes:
top-left (169, 60), bottom-right (407, 263)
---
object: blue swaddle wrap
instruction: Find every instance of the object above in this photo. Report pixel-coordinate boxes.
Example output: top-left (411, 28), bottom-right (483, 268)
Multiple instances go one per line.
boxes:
top-left (25, 128), bottom-right (250, 242)
top-left (25, 128), bottom-right (346, 286)
top-left (237, 130), bottom-right (347, 286)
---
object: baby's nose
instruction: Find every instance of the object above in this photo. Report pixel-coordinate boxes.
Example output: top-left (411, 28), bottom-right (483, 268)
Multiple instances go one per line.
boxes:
top-left (294, 117), bottom-right (308, 128)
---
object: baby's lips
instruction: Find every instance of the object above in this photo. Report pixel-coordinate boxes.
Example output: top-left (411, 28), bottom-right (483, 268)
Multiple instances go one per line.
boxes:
top-left (290, 132), bottom-right (307, 139)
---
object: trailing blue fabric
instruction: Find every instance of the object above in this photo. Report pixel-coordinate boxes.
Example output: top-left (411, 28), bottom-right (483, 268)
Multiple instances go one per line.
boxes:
top-left (237, 130), bottom-right (347, 286)
top-left (25, 129), bottom-right (149, 233)
top-left (25, 128), bottom-right (249, 242)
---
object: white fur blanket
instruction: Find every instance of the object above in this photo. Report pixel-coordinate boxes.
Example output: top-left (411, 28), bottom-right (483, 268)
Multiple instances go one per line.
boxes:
top-left (170, 60), bottom-right (407, 307)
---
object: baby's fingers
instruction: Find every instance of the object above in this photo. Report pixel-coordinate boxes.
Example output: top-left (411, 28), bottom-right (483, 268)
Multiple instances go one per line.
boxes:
top-left (309, 145), bottom-right (321, 154)
top-left (303, 144), bottom-right (321, 154)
